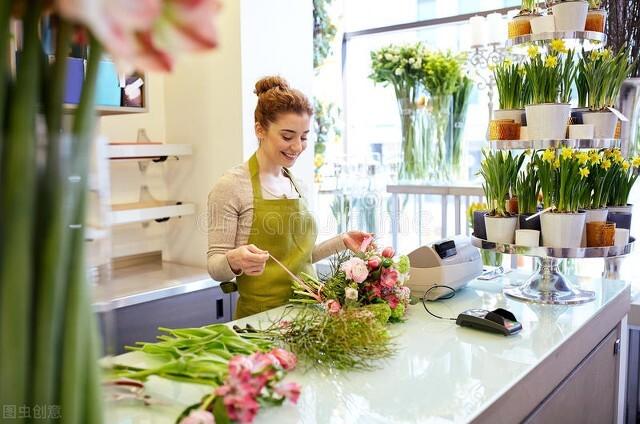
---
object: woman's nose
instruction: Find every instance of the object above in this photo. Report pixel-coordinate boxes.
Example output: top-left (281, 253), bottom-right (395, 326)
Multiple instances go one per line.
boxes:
top-left (291, 138), bottom-right (304, 152)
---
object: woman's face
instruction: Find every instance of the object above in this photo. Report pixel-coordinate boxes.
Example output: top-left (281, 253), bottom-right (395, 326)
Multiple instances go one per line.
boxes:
top-left (257, 112), bottom-right (310, 168)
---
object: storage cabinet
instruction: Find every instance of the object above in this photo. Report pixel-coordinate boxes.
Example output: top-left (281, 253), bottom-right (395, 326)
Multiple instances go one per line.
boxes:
top-left (525, 327), bottom-right (620, 423)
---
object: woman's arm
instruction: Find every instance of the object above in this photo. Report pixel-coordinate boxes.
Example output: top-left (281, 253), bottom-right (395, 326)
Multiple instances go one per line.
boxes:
top-left (311, 235), bottom-right (347, 263)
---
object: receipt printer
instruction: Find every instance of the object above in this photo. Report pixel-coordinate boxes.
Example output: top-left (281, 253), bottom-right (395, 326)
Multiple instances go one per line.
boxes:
top-left (406, 235), bottom-right (483, 300)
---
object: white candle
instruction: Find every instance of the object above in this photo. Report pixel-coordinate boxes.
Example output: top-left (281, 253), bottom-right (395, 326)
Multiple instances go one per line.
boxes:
top-left (486, 12), bottom-right (506, 44)
top-left (469, 16), bottom-right (487, 47)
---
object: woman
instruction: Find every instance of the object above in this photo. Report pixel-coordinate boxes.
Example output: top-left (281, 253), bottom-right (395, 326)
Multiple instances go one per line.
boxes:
top-left (207, 76), bottom-right (371, 318)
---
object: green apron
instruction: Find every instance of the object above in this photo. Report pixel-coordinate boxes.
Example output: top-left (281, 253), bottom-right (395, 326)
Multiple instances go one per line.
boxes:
top-left (234, 154), bottom-right (318, 319)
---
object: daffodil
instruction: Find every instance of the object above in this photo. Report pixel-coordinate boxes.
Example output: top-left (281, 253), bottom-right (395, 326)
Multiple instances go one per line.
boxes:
top-left (503, 58), bottom-right (513, 67)
top-left (602, 159), bottom-right (612, 170)
top-left (632, 156), bottom-right (640, 168)
top-left (589, 153), bottom-right (600, 165)
top-left (560, 147), bottom-right (573, 160)
top-left (601, 48), bottom-right (612, 59)
top-left (623, 161), bottom-right (630, 171)
top-left (544, 55), bottom-right (558, 68)
top-left (576, 152), bottom-right (589, 165)
top-left (524, 148), bottom-right (532, 156)
top-left (550, 39), bottom-right (568, 53)
top-left (579, 167), bottom-right (590, 179)
top-left (589, 50), bottom-right (601, 61)
top-left (542, 148), bottom-right (555, 163)
top-left (527, 45), bottom-right (540, 58)
top-left (553, 158), bottom-right (561, 169)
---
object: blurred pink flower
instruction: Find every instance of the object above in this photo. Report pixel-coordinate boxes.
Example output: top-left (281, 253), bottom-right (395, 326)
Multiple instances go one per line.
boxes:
top-left (270, 348), bottom-right (297, 371)
top-left (275, 382), bottom-right (302, 404)
top-left (381, 246), bottom-right (395, 258)
top-left (359, 234), bottom-right (374, 252)
top-left (385, 294), bottom-right (399, 309)
top-left (380, 268), bottom-right (399, 288)
top-left (325, 299), bottom-right (341, 314)
top-left (367, 256), bottom-right (381, 270)
top-left (55, 0), bottom-right (221, 72)
top-left (340, 257), bottom-right (369, 283)
top-left (180, 409), bottom-right (215, 424)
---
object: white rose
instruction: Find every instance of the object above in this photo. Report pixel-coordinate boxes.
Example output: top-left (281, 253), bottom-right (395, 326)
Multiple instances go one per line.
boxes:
top-left (384, 53), bottom-right (393, 61)
top-left (345, 287), bottom-right (358, 301)
top-left (394, 67), bottom-right (404, 76)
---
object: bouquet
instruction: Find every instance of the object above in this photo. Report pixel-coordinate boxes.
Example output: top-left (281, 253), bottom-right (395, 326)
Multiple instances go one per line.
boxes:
top-left (291, 240), bottom-right (411, 323)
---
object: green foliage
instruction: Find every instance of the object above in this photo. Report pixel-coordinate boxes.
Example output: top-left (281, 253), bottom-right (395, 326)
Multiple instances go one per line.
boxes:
top-left (515, 160), bottom-right (539, 214)
top-left (421, 50), bottom-right (465, 97)
top-left (479, 150), bottom-right (525, 216)
top-left (493, 60), bottom-right (530, 109)
top-left (578, 47), bottom-right (636, 110)
top-left (313, 0), bottom-right (337, 69)
top-left (363, 303), bottom-right (392, 324)
top-left (524, 47), bottom-right (576, 104)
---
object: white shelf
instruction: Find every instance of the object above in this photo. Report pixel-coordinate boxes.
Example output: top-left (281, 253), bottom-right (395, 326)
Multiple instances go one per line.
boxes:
top-left (108, 143), bottom-right (193, 160)
top-left (506, 30), bottom-right (606, 49)
top-left (110, 201), bottom-right (195, 225)
top-left (64, 103), bottom-right (148, 116)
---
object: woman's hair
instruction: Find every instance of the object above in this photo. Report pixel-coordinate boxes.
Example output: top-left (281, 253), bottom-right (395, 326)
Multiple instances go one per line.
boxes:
top-left (254, 76), bottom-right (313, 129)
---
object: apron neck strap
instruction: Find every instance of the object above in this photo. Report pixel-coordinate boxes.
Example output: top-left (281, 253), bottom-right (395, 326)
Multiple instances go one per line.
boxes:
top-left (248, 153), bottom-right (263, 199)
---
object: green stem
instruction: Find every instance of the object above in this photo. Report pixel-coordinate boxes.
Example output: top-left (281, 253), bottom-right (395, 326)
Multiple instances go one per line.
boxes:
top-left (0, 3), bottom-right (42, 421)
top-left (32, 20), bottom-right (73, 418)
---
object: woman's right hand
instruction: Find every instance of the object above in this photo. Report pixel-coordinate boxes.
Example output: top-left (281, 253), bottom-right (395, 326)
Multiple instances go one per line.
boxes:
top-left (226, 244), bottom-right (269, 276)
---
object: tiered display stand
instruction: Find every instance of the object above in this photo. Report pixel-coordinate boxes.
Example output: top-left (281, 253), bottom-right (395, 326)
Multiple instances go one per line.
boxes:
top-left (476, 33), bottom-right (634, 305)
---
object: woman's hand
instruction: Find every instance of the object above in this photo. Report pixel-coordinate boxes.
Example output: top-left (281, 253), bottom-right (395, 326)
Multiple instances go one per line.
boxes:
top-left (342, 231), bottom-right (375, 253)
top-left (226, 244), bottom-right (270, 276)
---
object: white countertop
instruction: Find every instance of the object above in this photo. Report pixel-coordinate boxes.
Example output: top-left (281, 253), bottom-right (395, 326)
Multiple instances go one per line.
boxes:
top-left (106, 273), bottom-right (629, 423)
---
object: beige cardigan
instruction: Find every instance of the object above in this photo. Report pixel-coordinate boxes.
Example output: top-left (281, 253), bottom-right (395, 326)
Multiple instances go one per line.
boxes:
top-left (207, 162), bottom-right (346, 281)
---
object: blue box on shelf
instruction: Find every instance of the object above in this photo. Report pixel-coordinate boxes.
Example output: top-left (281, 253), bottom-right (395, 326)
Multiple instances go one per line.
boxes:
top-left (95, 60), bottom-right (121, 106)
top-left (63, 57), bottom-right (84, 104)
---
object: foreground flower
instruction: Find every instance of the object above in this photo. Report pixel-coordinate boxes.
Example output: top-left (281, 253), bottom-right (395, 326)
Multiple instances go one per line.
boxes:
top-left (340, 257), bottom-right (369, 283)
top-left (270, 348), bottom-right (297, 371)
top-left (542, 149), bottom-right (555, 163)
top-left (632, 156), bottom-right (640, 168)
top-left (345, 287), bottom-right (358, 301)
top-left (380, 268), bottom-right (399, 288)
top-left (381, 246), bottom-right (395, 258)
top-left (527, 45), bottom-right (539, 58)
top-left (274, 382), bottom-right (302, 404)
top-left (550, 39), bottom-right (568, 53)
top-left (544, 55), bottom-right (558, 68)
top-left (325, 299), bottom-right (341, 314)
top-left (579, 167), bottom-right (590, 179)
top-left (560, 147), bottom-right (573, 160)
top-left (180, 409), bottom-right (215, 424)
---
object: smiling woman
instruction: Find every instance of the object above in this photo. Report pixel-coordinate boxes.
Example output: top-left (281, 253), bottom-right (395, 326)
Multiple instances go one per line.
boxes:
top-left (207, 76), bottom-right (372, 318)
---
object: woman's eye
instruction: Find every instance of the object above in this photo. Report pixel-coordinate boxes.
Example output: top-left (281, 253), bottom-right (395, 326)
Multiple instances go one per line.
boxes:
top-left (283, 136), bottom-right (292, 141)
top-left (301, 138), bottom-right (308, 142)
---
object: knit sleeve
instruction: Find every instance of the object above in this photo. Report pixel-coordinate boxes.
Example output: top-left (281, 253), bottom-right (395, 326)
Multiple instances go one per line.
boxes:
top-left (311, 234), bottom-right (346, 263)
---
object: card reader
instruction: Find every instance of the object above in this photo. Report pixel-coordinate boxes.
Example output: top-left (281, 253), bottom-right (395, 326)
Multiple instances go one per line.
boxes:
top-left (455, 308), bottom-right (522, 336)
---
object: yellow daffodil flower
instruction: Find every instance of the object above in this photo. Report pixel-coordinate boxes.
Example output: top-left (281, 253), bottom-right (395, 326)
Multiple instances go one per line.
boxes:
top-left (632, 156), bottom-right (640, 167)
top-left (544, 56), bottom-right (558, 68)
top-left (601, 49), bottom-right (612, 59)
top-left (314, 154), bottom-right (324, 168)
top-left (589, 50), bottom-right (601, 61)
top-left (550, 39), bottom-right (568, 53)
top-left (503, 58), bottom-right (513, 67)
top-left (623, 161), bottom-right (630, 171)
top-left (576, 152), bottom-right (589, 165)
top-left (579, 167), bottom-right (590, 179)
top-left (553, 158), bottom-right (561, 169)
top-left (524, 148), bottom-right (532, 156)
top-left (527, 45), bottom-right (540, 58)
top-left (560, 147), bottom-right (573, 160)
top-left (542, 148), bottom-right (555, 163)
top-left (602, 159), bottom-right (612, 170)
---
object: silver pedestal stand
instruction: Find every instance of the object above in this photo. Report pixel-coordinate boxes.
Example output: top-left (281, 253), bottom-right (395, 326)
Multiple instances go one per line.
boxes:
top-left (471, 236), bottom-right (635, 305)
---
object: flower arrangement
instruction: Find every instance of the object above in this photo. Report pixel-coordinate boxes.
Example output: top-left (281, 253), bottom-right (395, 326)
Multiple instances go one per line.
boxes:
top-left (479, 150), bottom-right (525, 217)
top-left (179, 349), bottom-right (301, 424)
top-left (577, 47), bottom-right (636, 111)
top-left (524, 42), bottom-right (576, 105)
top-left (493, 59), bottom-right (531, 110)
top-left (535, 148), bottom-right (590, 213)
top-left (291, 241), bottom-right (411, 323)
top-left (421, 50), bottom-right (464, 98)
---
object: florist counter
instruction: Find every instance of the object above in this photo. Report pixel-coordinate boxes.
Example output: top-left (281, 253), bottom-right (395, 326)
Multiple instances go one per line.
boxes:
top-left (107, 273), bottom-right (629, 423)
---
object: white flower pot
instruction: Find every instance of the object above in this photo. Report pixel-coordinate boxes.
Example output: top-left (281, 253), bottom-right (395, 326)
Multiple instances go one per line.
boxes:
top-left (485, 215), bottom-right (517, 244)
top-left (525, 103), bottom-right (571, 139)
top-left (552, 1), bottom-right (588, 32)
top-left (581, 208), bottom-right (609, 247)
top-left (530, 15), bottom-right (555, 34)
top-left (494, 109), bottom-right (524, 125)
top-left (608, 204), bottom-right (633, 214)
top-left (581, 111), bottom-right (618, 138)
top-left (541, 212), bottom-right (586, 248)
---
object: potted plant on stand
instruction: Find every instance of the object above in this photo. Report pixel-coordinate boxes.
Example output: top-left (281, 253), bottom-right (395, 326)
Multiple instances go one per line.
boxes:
top-left (516, 159), bottom-right (541, 231)
top-left (537, 148), bottom-right (590, 247)
top-left (552, 0), bottom-right (589, 32)
top-left (579, 48), bottom-right (636, 138)
top-left (576, 150), bottom-right (609, 245)
top-left (524, 43), bottom-right (576, 140)
top-left (493, 59), bottom-right (531, 125)
top-left (606, 152), bottom-right (640, 229)
top-left (479, 150), bottom-right (525, 243)
top-left (585, 0), bottom-right (607, 32)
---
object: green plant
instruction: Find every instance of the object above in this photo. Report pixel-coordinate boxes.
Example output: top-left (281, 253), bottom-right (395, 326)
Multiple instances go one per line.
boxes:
top-left (421, 50), bottom-right (464, 97)
top-left (578, 47), bottom-right (636, 110)
top-left (589, 0), bottom-right (602, 9)
top-left (515, 161), bottom-right (539, 214)
top-left (479, 150), bottom-right (525, 217)
top-left (606, 152), bottom-right (640, 206)
top-left (313, 0), bottom-right (337, 69)
top-left (450, 76), bottom-right (474, 172)
top-left (493, 60), bottom-right (530, 109)
top-left (521, 0), bottom-right (538, 13)
top-left (535, 149), bottom-right (558, 209)
top-left (524, 42), bottom-right (576, 104)
top-left (536, 148), bottom-right (591, 213)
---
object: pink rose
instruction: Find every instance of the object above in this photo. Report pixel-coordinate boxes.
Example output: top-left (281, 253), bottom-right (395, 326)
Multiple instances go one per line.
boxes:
top-left (270, 348), bottom-right (297, 371)
top-left (275, 381), bottom-right (302, 404)
top-left (367, 256), bottom-right (381, 269)
top-left (381, 246), bottom-right (395, 258)
top-left (340, 257), bottom-right (369, 283)
top-left (380, 268), bottom-right (399, 288)
top-left (180, 409), bottom-right (215, 424)
top-left (325, 300), bottom-right (341, 314)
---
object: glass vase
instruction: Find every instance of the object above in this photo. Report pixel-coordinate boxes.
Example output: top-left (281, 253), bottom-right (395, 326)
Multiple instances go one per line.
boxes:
top-left (428, 94), bottom-right (453, 182)
top-left (396, 97), bottom-right (426, 181)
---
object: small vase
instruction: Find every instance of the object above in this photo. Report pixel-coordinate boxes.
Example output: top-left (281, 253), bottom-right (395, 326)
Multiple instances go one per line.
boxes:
top-left (585, 9), bottom-right (607, 32)
top-left (582, 111), bottom-right (618, 138)
top-left (552, 1), bottom-right (588, 31)
top-left (428, 94), bottom-right (453, 182)
top-left (508, 14), bottom-right (535, 38)
top-left (526, 103), bottom-right (571, 139)
top-left (396, 96), bottom-right (425, 181)
top-left (581, 208), bottom-right (609, 247)
top-left (494, 109), bottom-right (525, 125)
top-left (485, 214), bottom-right (517, 244)
top-left (541, 211), bottom-right (586, 248)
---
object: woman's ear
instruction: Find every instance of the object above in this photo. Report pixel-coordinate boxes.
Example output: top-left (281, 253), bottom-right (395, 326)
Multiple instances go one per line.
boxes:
top-left (255, 122), bottom-right (266, 142)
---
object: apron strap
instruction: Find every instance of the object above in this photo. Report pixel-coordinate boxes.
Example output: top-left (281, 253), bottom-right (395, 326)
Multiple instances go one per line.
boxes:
top-left (248, 153), bottom-right (263, 199)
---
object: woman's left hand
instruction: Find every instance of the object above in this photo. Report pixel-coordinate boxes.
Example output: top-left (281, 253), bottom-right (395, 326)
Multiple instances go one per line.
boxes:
top-left (342, 231), bottom-right (375, 253)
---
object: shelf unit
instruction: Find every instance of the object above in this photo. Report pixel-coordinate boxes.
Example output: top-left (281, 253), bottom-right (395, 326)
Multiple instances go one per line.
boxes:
top-left (64, 103), bottom-right (148, 116)
top-left (506, 31), bottom-right (606, 49)
top-left (490, 138), bottom-right (622, 150)
top-left (110, 201), bottom-right (195, 226)
top-left (108, 143), bottom-right (193, 160)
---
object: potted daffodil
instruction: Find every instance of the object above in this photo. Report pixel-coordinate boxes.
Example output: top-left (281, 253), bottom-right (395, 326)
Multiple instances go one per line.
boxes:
top-left (585, 0), bottom-right (607, 32)
top-left (493, 59), bottom-right (531, 125)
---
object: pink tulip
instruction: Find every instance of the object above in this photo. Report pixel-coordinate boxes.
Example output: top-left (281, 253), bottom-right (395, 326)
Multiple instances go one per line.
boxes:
top-left (367, 256), bottom-right (381, 269)
top-left (381, 246), bottom-right (395, 258)
top-left (179, 409), bottom-right (215, 424)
